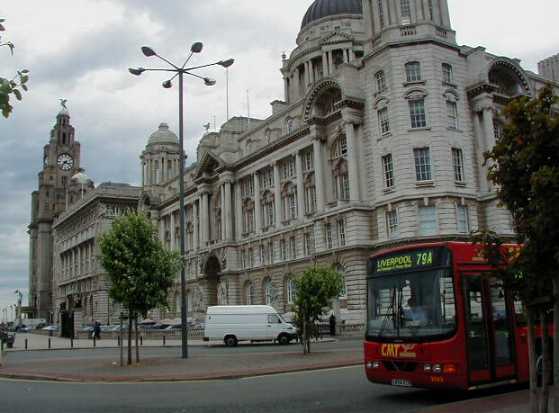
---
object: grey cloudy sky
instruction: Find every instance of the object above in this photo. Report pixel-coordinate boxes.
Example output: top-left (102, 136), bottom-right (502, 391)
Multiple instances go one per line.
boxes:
top-left (0, 0), bottom-right (557, 317)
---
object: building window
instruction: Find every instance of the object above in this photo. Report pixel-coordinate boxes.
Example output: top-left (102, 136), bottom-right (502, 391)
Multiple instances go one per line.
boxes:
top-left (286, 278), bottom-right (297, 305)
top-left (418, 206), bottom-right (437, 236)
top-left (281, 184), bottom-right (298, 222)
top-left (324, 223), bottom-right (333, 249)
top-left (405, 62), bottom-right (422, 82)
top-left (375, 70), bottom-right (387, 93)
top-left (452, 148), bottom-right (465, 183)
top-left (240, 175), bottom-right (254, 198)
top-left (244, 281), bottom-right (255, 305)
top-left (247, 248), bottom-right (254, 268)
top-left (334, 171), bottom-right (350, 201)
top-left (447, 101), bottom-right (458, 129)
top-left (242, 200), bottom-right (255, 234)
top-left (304, 185), bottom-right (317, 214)
top-left (409, 99), bottom-right (427, 129)
top-left (263, 279), bottom-right (274, 305)
top-left (259, 167), bottom-right (274, 190)
top-left (331, 135), bottom-right (348, 159)
top-left (259, 244), bottom-right (266, 265)
top-left (378, 107), bottom-right (390, 134)
top-left (386, 209), bottom-right (400, 238)
top-left (280, 156), bottom-right (296, 181)
top-left (400, 0), bottom-right (411, 18)
top-left (457, 205), bottom-right (470, 234)
top-left (337, 219), bottom-right (346, 247)
top-left (268, 240), bottom-right (274, 264)
top-left (382, 154), bottom-right (394, 189)
top-left (280, 239), bottom-right (287, 260)
top-left (334, 264), bottom-right (347, 299)
top-left (442, 63), bottom-right (453, 83)
top-left (304, 231), bottom-right (314, 256)
top-left (289, 237), bottom-right (296, 259)
top-left (414, 148), bottom-right (432, 181)
top-left (262, 192), bottom-right (275, 228)
top-left (378, 0), bottom-right (385, 28)
top-left (331, 136), bottom-right (349, 202)
top-left (302, 150), bottom-right (314, 172)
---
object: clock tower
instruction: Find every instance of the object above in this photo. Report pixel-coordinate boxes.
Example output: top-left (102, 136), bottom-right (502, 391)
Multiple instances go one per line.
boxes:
top-left (28, 105), bottom-right (92, 320)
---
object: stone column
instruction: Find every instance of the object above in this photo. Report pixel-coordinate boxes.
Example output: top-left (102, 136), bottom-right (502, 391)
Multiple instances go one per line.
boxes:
top-left (322, 53), bottom-right (328, 77)
top-left (472, 112), bottom-right (488, 194)
top-left (170, 211), bottom-right (176, 251)
top-left (344, 49), bottom-right (350, 64)
top-left (141, 160), bottom-right (145, 187)
top-left (220, 184), bottom-right (226, 241)
top-left (328, 51), bottom-right (334, 75)
top-left (439, 0), bottom-right (451, 27)
top-left (295, 151), bottom-right (305, 219)
top-left (344, 120), bottom-right (361, 202)
top-left (482, 106), bottom-right (496, 150)
top-left (224, 180), bottom-right (233, 241)
top-left (273, 162), bottom-right (282, 227)
top-left (199, 190), bottom-right (209, 248)
top-left (304, 62), bottom-right (311, 89)
top-left (193, 200), bottom-right (200, 250)
top-left (293, 67), bottom-right (300, 100)
top-left (234, 182), bottom-right (243, 239)
top-left (312, 134), bottom-right (326, 212)
top-left (254, 173), bottom-right (262, 233)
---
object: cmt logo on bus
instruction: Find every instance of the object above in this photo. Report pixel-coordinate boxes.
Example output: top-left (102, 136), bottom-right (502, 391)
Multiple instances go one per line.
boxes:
top-left (380, 344), bottom-right (417, 359)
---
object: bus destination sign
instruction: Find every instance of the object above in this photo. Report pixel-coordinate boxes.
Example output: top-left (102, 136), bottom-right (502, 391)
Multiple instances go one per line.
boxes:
top-left (369, 248), bottom-right (447, 276)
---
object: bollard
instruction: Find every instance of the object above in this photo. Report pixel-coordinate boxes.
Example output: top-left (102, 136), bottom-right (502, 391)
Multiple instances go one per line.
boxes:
top-left (71, 338), bottom-right (74, 349)
top-left (117, 336), bottom-right (120, 346)
top-left (163, 335), bottom-right (166, 347)
top-left (25, 338), bottom-right (28, 350)
top-left (140, 336), bottom-right (143, 346)
top-left (93, 336), bottom-right (96, 348)
top-left (48, 338), bottom-right (51, 349)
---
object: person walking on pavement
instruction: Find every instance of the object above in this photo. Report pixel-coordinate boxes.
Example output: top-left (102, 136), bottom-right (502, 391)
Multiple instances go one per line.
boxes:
top-left (329, 313), bottom-right (336, 336)
top-left (93, 321), bottom-right (101, 340)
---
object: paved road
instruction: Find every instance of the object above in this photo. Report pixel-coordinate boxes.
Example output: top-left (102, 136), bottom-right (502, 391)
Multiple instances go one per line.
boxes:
top-left (0, 365), bottom-right (466, 413)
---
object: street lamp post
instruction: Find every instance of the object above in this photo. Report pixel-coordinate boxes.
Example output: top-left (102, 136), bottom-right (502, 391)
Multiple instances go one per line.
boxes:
top-left (15, 289), bottom-right (23, 328)
top-left (129, 43), bottom-right (234, 359)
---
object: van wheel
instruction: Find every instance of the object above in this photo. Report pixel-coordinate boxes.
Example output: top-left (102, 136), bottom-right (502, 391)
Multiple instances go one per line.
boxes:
top-left (224, 335), bottom-right (238, 347)
top-left (278, 334), bottom-right (290, 345)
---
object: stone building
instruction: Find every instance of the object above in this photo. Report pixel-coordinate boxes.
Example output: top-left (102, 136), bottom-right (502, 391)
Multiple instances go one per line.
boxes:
top-left (29, 0), bottom-right (559, 328)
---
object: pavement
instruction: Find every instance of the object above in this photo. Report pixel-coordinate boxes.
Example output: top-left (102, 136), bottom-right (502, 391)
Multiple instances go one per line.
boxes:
top-left (419, 389), bottom-right (530, 413)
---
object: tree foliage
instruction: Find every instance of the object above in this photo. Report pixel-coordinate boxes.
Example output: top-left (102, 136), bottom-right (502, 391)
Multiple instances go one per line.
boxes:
top-left (99, 213), bottom-right (181, 364)
top-left (0, 18), bottom-right (30, 118)
top-left (293, 266), bottom-right (343, 354)
top-left (481, 85), bottom-right (559, 412)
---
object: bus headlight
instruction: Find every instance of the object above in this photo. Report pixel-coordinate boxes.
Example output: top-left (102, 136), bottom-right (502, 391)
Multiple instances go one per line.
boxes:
top-left (433, 364), bottom-right (442, 374)
top-left (423, 364), bottom-right (432, 372)
top-left (367, 361), bottom-right (381, 369)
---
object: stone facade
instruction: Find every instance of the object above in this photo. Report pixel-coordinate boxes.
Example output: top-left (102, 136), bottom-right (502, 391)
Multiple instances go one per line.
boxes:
top-left (29, 0), bottom-right (559, 329)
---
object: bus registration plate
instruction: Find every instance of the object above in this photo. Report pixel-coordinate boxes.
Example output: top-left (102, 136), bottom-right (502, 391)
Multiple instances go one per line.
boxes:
top-left (391, 379), bottom-right (412, 387)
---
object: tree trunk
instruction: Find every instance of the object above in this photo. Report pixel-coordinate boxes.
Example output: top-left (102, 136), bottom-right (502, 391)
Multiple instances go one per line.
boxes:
top-left (541, 310), bottom-right (550, 413)
top-left (135, 315), bottom-right (140, 364)
top-left (528, 307), bottom-right (540, 413)
top-left (127, 311), bottom-right (133, 366)
top-left (302, 312), bottom-right (308, 355)
top-left (553, 278), bottom-right (559, 413)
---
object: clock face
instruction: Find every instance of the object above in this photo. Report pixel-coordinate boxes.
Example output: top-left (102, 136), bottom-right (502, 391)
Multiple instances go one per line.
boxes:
top-left (57, 153), bottom-right (74, 171)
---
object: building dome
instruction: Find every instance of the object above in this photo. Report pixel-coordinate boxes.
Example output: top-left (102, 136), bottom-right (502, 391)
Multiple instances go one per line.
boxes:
top-left (301, 0), bottom-right (362, 29)
top-left (148, 123), bottom-right (178, 146)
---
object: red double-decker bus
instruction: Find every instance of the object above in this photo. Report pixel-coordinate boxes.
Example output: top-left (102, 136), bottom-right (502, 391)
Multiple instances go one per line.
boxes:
top-left (364, 241), bottom-right (531, 390)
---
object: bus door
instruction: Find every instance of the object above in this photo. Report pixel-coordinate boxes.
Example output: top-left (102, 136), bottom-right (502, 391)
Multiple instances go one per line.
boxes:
top-left (463, 274), bottom-right (516, 385)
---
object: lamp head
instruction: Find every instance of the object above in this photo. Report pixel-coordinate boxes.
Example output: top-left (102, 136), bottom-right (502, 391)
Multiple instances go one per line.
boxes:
top-left (204, 78), bottom-right (216, 86)
top-left (191, 42), bottom-right (203, 53)
top-left (128, 67), bottom-right (145, 76)
top-left (218, 59), bottom-right (235, 68)
top-left (141, 46), bottom-right (157, 57)
top-left (162, 80), bottom-right (173, 89)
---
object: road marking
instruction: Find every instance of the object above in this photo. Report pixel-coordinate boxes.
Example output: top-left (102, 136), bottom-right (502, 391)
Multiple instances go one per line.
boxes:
top-left (239, 365), bottom-right (361, 381)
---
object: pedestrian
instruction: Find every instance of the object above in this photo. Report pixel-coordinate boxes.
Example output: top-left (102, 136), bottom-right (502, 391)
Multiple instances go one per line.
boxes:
top-left (94, 321), bottom-right (101, 340)
top-left (329, 313), bottom-right (336, 337)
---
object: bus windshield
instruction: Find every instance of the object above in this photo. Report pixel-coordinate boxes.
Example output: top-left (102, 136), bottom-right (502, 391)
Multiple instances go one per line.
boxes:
top-left (367, 269), bottom-right (456, 341)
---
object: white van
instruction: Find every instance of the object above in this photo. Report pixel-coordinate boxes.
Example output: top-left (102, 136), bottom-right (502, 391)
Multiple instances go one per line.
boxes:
top-left (204, 305), bottom-right (297, 347)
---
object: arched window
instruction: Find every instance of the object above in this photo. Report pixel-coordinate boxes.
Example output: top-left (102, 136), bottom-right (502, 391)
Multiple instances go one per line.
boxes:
top-left (286, 277), bottom-right (297, 305)
top-left (244, 281), bottom-right (255, 305)
top-left (489, 64), bottom-right (525, 96)
top-left (263, 278), bottom-right (274, 305)
top-left (330, 136), bottom-right (349, 201)
top-left (314, 87), bottom-right (342, 117)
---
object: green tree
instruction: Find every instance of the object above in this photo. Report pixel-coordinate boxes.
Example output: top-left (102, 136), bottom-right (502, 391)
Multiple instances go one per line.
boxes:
top-left (0, 18), bottom-right (30, 118)
top-left (481, 85), bottom-right (559, 413)
top-left (293, 266), bottom-right (343, 354)
top-left (99, 213), bottom-right (181, 365)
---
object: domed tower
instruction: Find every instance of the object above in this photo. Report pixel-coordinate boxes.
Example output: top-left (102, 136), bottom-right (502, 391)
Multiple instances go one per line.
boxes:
top-left (141, 123), bottom-right (181, 188)
top-left (282, 0), bottom-right (365, 103)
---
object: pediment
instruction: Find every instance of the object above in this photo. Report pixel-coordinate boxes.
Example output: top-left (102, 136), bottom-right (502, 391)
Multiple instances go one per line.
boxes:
top-left (320, 31), bottom-right (354, 46)
top-left (195, 151), bottom-right (224, 179)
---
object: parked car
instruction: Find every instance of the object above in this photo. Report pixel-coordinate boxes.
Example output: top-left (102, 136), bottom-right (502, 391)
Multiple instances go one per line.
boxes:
top-left (42, 325), bottom-right (59, 332)
top-left (80, 325), bottom-right (94, 333)
top-left (204, 305), bottom-right (297, 347)
top-left (15, 324), bottom-right (31, 333)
